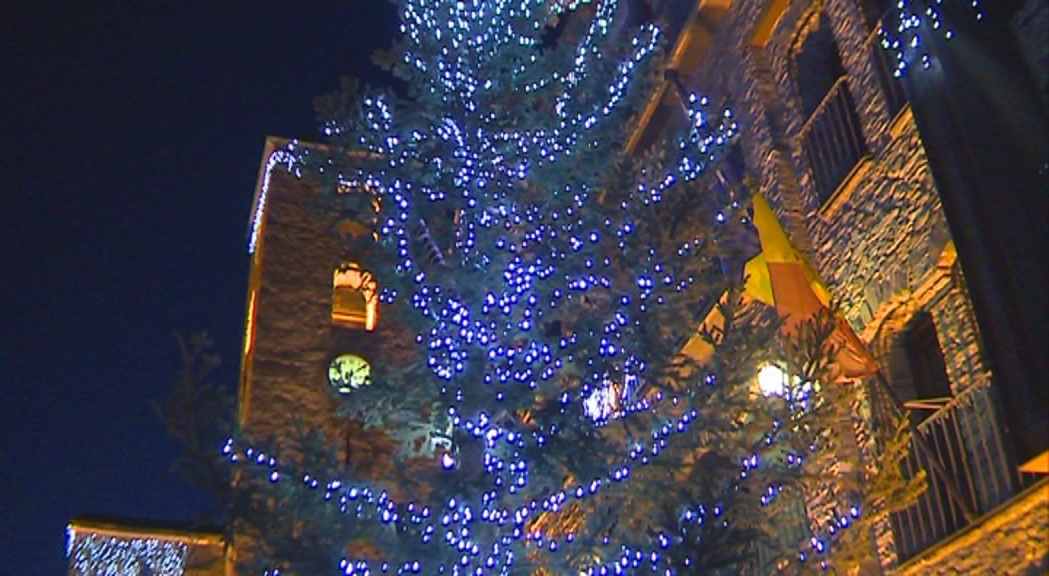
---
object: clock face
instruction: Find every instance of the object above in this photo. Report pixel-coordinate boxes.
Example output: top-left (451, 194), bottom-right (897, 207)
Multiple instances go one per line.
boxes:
top-left (328, 354), bottom-right (371, 394)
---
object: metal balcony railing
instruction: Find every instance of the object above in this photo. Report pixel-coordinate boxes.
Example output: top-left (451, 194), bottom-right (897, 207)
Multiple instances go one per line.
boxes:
top-left (867, 375), bottom-right (1037, 563)
top-left (798, 76), bottom-right (869, 204)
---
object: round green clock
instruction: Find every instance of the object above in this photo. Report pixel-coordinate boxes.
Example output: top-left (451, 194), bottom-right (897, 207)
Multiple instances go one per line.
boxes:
top-left (328, 353), bottom-right (371, 394)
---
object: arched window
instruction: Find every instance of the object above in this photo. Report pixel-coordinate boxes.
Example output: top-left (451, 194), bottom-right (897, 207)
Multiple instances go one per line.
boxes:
top-left (332, 262), bottom-right (378, 331)
top-left (886, 311), bottom-right (972, 561)
top-left (902, 311), bottom-right (953, 403)
top-left (794, 13), bottom-right (847, 118)
top-left (792, 12), bottom-right (868, 204)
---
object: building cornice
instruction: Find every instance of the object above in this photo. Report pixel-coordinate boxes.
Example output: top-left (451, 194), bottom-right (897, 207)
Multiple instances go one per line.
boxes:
top-left (68, 518), bottom-right (224, 547)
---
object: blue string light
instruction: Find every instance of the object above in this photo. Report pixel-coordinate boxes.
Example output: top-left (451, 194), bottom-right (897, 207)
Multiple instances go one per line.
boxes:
top-left (232, 0), bottom-right (865, 573)
top-left (880, 0), bottom-right (984, 76)
top-left (67, 528), bottom-right (188, 576)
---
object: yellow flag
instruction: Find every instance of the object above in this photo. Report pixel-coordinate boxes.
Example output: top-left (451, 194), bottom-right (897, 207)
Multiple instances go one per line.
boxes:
top-left (685, 192), bottom-right (877, 381)
top-left (747, 192), bottom-right (877, 380)
top-left (747, 193), bottom-right (832, 307)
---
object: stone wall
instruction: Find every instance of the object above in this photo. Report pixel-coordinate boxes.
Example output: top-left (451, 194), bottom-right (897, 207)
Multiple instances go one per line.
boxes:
top-left (686, 0), bottom-right (985, 411)
top-left (684, 0), bottom-right (955, 334)
top-left (895, 479), bottom-right (1049, 575)
top-left (185, 542), bottom-right (227, 576)
top-left (241, 140), bottom-right (417, 484)
top-left (244, 163), bottom-right (352, 456)
top-left (674, 0), bottom-right (1023, 571)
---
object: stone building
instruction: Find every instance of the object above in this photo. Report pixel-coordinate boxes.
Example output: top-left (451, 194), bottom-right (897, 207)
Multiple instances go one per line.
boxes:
top-left (66, 138), bottom-right (417, 575)
top-left (68, 0), bottom-right (1046, 573)
top-left (229, 2), bottom-right (1048, 567)
top-left (629, 0), bottom-right (1047, 572)
top-left (66, 518), bottom-right (225, 576)
top-left (238, 140), bottom-right (414, 481)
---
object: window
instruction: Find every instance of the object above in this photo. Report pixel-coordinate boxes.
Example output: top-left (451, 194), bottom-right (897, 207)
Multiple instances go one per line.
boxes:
top-left (856, 0), bottom-right (908, 121)
top-left (711, 143), bottom-right (761, 273)
top-left (793, 13), bottom-right (847, 119)
top-left (868, 32), bottom-right (907, 119)
top-left (712, 143), bottom-right (747, 201)
top-left (333, 262), bottom-right (378, 331)
top-left (792, 12), bottom-right (868, 204)
top-left (888, 311), bottom-right (972, 561)
top-left (903, 311), bottom-right (952, 402)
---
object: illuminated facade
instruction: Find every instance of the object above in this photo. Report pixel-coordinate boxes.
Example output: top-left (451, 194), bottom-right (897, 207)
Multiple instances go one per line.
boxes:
top-left (68, 1), bottom-right (1046, 573)
top-left (627, 0), bottom-right (1047, 571)
top-left (238, 138), bottom-right (414, 478)
top-left (66, 518), bottom-right (225, 576)
top-left (65, 136), bottom-right (408, 575)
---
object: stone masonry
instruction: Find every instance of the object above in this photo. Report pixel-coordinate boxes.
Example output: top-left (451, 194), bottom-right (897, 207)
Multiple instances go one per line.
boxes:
top-left (240, 138), bottom-right (417, 485)
top-left (896, 479), bottom-right (1049, 575)
top-left (230, 1), bottom-right (1048, 570)
top-left (659, 0), bottom-right (1048, 571)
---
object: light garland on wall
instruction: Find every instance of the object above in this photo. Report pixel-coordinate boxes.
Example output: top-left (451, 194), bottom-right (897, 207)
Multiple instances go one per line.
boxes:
top-left (247, 142), bottom-right (301, 255)
top-left (880, 0), bottom-right (985, 76)
top-left (66, 527), bottom-right (188, 576)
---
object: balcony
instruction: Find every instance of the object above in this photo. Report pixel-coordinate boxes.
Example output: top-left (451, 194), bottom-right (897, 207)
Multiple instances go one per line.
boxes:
top-left (798, 76), bottom-right (869, 206)
top-left (866, 375), bottom-right (1040, 564)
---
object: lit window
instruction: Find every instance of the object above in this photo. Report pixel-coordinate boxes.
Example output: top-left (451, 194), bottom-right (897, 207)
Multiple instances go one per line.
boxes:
top-left (243, 290), bottom-right (257, 357)
top-left (333, 262), bottom-right (378, 331)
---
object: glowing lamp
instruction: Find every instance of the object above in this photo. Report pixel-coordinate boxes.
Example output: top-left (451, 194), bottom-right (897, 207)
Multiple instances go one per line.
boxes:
top-left (757, 364), bottom-right (789, 397)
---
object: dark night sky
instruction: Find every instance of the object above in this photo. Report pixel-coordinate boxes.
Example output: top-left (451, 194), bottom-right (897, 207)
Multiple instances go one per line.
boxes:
top-left (0, 2), bottom-right (397, 573)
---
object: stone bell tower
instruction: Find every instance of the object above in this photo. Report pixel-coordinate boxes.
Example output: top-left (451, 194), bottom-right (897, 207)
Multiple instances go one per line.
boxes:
top-left (237, 136), bottom-right (415, 481)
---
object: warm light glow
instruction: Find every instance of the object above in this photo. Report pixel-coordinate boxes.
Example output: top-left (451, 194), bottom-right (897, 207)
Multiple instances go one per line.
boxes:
top-left (758, 364), bottom-right (788, 397)
top-left (243, 290), bottom-right (257, 357)
top-left (333, 262), bottom-right (378, 330)
top-left (749, 0), bottom-right (790, 48)
top-left (328, 354), bottom-right (372, 394)
top-left (1019, 450), bottom-right (1049, 475)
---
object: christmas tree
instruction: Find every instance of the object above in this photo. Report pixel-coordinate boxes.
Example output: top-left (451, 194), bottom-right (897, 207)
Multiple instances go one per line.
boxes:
top-left (193, 1), bottom-right (917, 573)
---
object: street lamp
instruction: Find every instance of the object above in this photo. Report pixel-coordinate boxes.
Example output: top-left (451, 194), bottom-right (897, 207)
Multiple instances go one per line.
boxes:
top-left (757, 363), bottom-right (790, 397)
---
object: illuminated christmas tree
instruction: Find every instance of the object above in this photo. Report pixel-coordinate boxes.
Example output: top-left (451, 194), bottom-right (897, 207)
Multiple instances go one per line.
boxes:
top-left (201, 1), bottom-right (920, 574)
